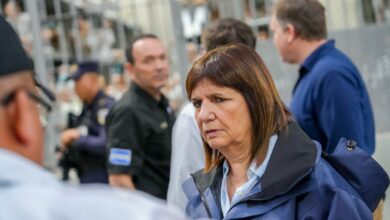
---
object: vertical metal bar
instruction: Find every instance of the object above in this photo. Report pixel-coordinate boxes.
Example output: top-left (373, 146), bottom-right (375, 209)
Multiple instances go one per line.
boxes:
top-left (265, 0), bottom-right (273, 16)
top-left (325, 0), bottom-right (333, 31)
top-left (70, 0), bottom-right (83, 61)
top-left (148, 0), bottom-right (155, 33)
top-left (233, 0), bottom-right (244, 19)
top-left (248, 0), bottom-right (258, 37)
top-left (87, 13), bottom-right (98, 60)
top-left (341, 0), bottom-right (349, 29)
top-left (217, 0), bottom-right (244, 19)
top-left (218, 0), bottom-right (226, 18)
top-left (133, 0), bottom-right (140, 27)
top-left (25, 0), bottom-right (48, 82)
top-left (38, 0), bottom-right (47, 20)
top-left (116, 2), bottom-right (127, 49)
top-left (169, 0), bottom-right (189, 99)
top-left (54, 0), bottom-right (69, 66)
top-left (38, 0), bottom-right (55, 76)
top-left (249, 0), bottom-right (257, 18)
top-left (355, 0), bottom-right (365, 27)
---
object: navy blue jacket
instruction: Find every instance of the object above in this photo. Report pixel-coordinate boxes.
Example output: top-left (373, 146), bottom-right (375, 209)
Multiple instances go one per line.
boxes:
top-left (290, 40), bottom-right (375, 155)
top-left (183, 122), bottom-right (388, 219)
top-left (73, 90), bottom-right (115, 183)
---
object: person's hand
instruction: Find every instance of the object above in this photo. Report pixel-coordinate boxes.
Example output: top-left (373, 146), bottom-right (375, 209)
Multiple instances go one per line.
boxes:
top-left (60, 129), bottom-right (80, 147)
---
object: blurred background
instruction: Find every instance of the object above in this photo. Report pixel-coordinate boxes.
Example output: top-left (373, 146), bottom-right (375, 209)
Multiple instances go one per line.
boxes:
top-left (1, 0), bottom-right (389, 216)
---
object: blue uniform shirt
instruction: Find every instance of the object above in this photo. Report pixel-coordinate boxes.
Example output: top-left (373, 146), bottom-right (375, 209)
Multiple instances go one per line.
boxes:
top-left (71, 90), bottom-right (115, 183)
top-left (290, 40), bottom-right (375, 154)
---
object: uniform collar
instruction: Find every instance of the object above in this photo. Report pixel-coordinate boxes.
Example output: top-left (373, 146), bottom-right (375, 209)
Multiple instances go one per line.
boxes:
top-left (0, 148), bottom-right (59, 186)
top-left (293, 39), bottom-right (335, 94)
top-left (300, 39), bottom-right (335, 76)
top-left (85, 90), bottom-right (105, 109)
top-left (130, 83), bottom-right (169, 109)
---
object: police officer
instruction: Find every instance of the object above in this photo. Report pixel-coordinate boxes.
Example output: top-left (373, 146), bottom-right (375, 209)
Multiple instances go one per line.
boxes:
top-left (60, 61), bottom-right (115, 184)
top-left (106, 34), bottom-right (175, 199)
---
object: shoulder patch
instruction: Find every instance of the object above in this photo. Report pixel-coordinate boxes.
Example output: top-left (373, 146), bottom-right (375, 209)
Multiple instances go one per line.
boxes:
top-left (109, 148), bottom-right (132, 166)
top-left (97, 108), bottom-right (109, 125)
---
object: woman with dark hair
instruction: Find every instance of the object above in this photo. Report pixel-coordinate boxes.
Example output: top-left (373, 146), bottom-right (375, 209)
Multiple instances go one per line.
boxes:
top-left (183, 44), bottom-right (388, 219)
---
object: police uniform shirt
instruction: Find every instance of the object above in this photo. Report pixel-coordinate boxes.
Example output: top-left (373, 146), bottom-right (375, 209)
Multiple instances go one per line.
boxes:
top-left (71, 90), bottom-right (115, 183)
top-left (106, 83), bottom-right (175, 199)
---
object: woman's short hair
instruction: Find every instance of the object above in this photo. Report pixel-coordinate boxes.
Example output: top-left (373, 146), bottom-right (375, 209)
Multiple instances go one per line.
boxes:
top-left (186, 44), bottom-right (291, 172)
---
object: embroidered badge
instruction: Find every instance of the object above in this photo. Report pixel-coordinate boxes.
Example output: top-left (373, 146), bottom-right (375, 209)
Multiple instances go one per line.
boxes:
top-left (109, 148), bottom-right (131, 166)
top-left (97, 108), bottom-right (109, 125)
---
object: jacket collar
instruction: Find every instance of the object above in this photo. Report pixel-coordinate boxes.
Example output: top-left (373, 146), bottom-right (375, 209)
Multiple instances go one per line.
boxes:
top-left (192, 122), bottom-right (318, 200)
top-left (255, 121), bottom-right (317, 200)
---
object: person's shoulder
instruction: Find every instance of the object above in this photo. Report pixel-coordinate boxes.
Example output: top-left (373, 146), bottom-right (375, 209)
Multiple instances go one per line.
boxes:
top-left (314, 47), bottom-right (358, 75)
top-left (176, 103), bottom-right (196, 119)
top-left (65, 185), bottom-right (185, 219)
top-left (98, 94), bottom-right (116, 109)
top-left (109, 91), bottom-right (135, 113)
top-left (3, 184), bottom-right (185, 219)
top-left (107, 98), bottom-right (136, 124)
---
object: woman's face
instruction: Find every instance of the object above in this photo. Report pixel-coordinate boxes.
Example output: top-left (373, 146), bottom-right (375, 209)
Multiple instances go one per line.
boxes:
top-left (191, 79), bottom-right (253, 155)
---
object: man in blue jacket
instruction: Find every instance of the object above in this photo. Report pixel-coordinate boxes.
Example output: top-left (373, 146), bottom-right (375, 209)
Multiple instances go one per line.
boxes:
top-left (270, 0), bottom-right (375, 155)
top-left (60, 61), bottom-right (115, 183)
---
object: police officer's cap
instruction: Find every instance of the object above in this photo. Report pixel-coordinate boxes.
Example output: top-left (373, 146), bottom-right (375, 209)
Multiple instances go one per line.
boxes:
top-left (67, 61), bottom-right (99, 81)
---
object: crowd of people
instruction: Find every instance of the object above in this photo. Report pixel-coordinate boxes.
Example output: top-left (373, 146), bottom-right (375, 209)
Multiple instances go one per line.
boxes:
top-left (0, 0), bottom-right (389, 219)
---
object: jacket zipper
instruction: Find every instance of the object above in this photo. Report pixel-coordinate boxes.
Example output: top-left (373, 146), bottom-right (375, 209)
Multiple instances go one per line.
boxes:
top-left (191, 174), bottom-right (213, 218)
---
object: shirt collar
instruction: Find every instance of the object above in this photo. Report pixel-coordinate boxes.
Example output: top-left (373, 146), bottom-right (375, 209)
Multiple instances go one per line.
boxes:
top-left (300, 39), bottom-right (335, 75)
top-left (130, 83), bottom-right (169, 109)
top-left (222, 134), bottom-right (278, 183)
top-left (0, 148), bottom-right (59, 186)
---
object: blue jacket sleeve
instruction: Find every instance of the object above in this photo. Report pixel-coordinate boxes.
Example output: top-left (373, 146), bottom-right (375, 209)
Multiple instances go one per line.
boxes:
top-left (315, 71), bottom-right (366, 153)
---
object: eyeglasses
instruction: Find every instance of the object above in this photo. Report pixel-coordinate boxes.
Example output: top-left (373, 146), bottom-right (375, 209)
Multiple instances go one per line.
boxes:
top-left (0, 87), bottom-right (53, 126)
